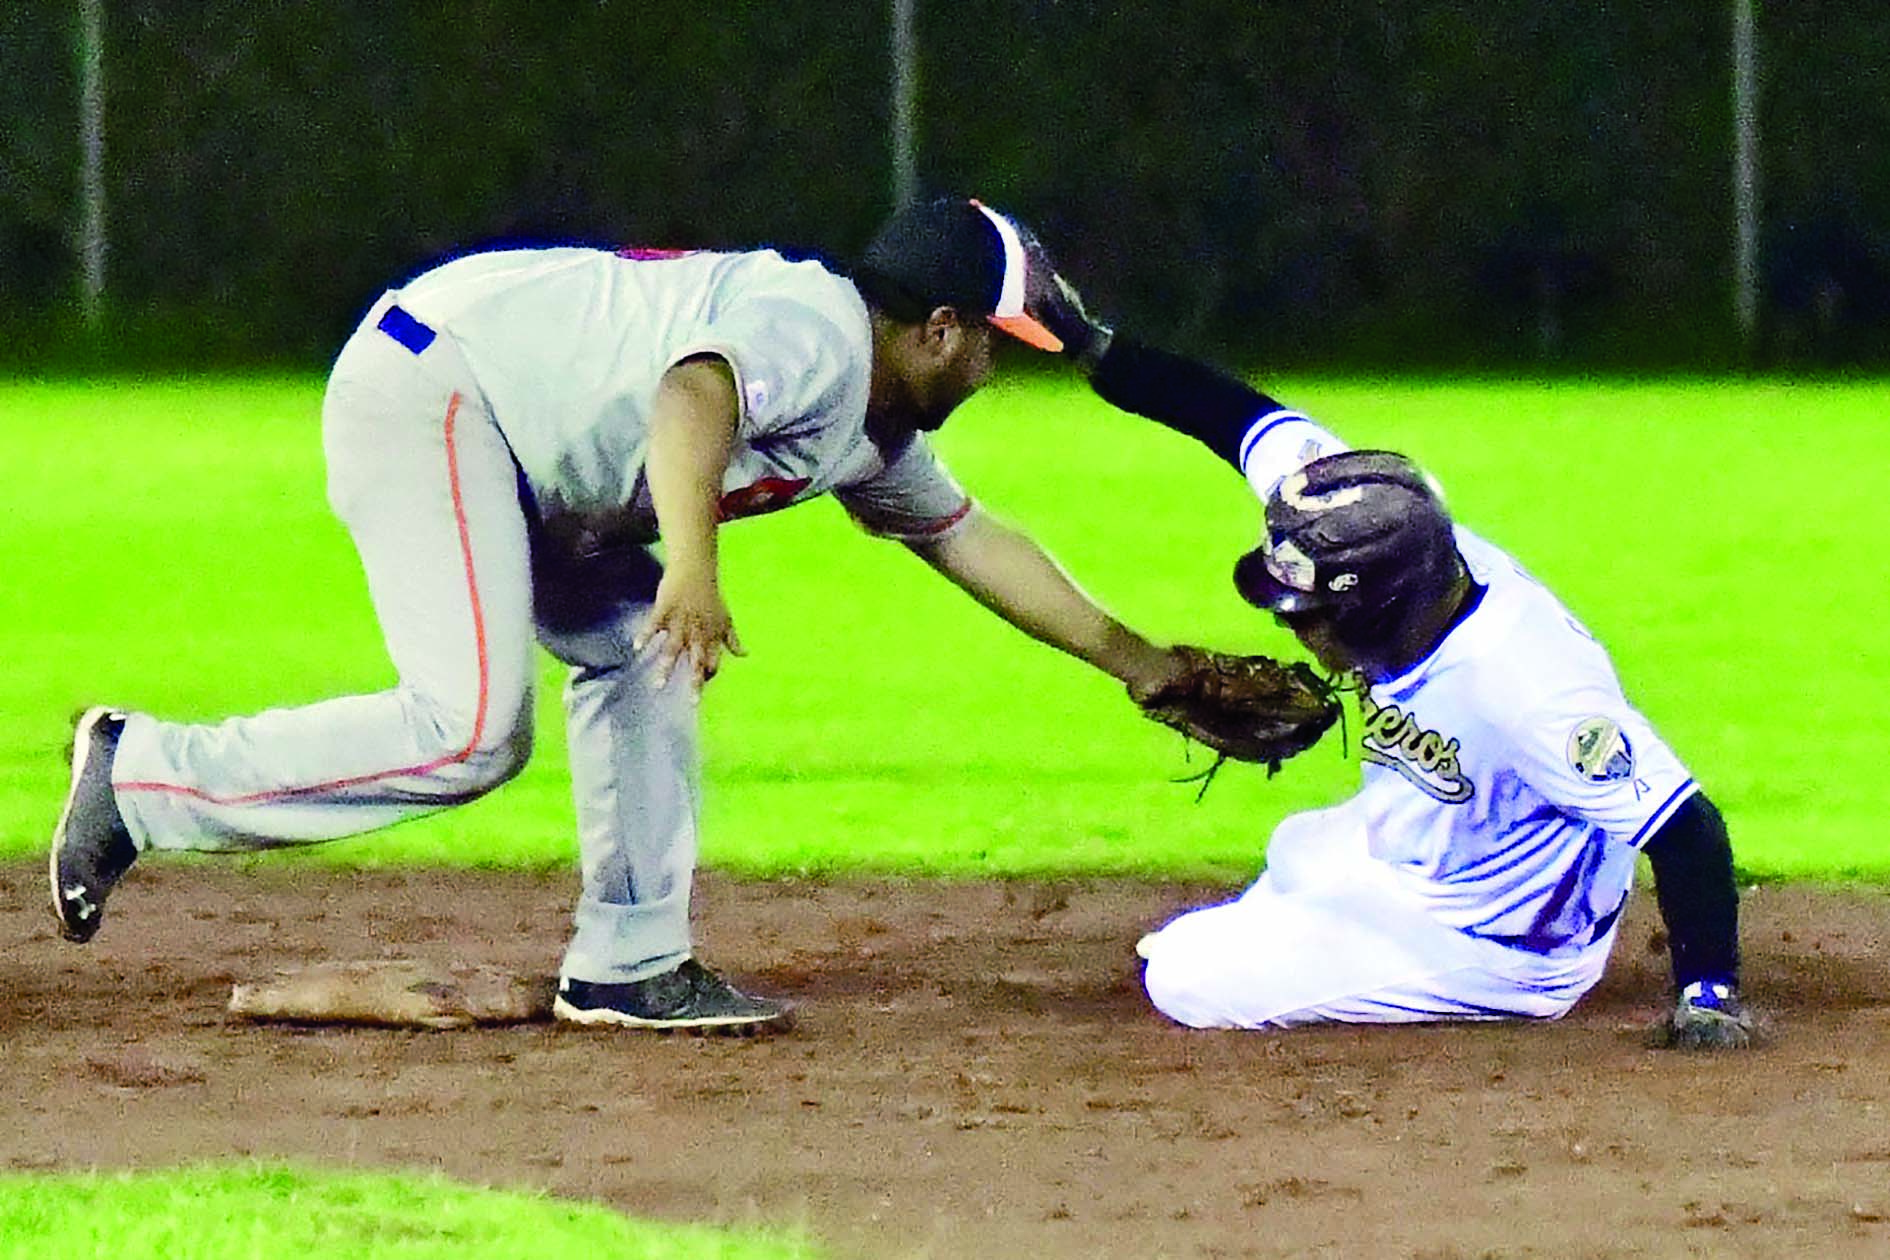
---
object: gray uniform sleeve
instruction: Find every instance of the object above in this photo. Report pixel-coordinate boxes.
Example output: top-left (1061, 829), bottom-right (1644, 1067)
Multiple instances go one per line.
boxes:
top-left (834, 437), bottom-right (975, 542)
top-left (671, 296), bottom-right (857, 443)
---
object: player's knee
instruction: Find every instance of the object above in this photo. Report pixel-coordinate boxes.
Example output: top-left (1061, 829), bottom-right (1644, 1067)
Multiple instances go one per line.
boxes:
top-left (430, 722), bottom-right (532, 799)
top-left (469, 718), bottom-right (534, 791)
top-left (405, 691), bottom-right (534, 797)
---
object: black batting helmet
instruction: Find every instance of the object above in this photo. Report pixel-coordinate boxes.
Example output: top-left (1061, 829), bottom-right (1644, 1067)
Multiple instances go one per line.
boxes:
top-left (1233, 450), bottom-right (1462, 644)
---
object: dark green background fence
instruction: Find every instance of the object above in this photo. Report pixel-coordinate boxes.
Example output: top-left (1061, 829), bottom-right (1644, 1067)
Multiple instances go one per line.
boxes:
top-left (4, 2), bottom-right (1887, 369)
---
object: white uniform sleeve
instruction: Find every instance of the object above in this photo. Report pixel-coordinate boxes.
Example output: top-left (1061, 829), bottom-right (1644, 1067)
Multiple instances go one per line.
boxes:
top-left (1503, 692), bottom-right (1699, 850)
top-left (1235, 409), bottom-right (1350, 502)
top-left (833, 437), bottom-right (975, 542)
top-left (671, 297), bottom-right (857, 443)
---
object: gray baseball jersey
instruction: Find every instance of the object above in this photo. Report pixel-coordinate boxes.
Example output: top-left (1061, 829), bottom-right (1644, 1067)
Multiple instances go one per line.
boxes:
top-left (397, 245), bottom-right (973, 541)
top-left (111, 244), bottom-right (969, 990)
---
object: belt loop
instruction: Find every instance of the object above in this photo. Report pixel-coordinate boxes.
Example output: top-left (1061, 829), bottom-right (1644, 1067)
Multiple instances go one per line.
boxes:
top-left (377, 304), bottom-right (437, 355)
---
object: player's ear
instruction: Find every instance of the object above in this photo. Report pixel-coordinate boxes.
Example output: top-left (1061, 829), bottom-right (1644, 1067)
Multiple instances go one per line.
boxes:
top-left (921, 306), bottom-right (970, 356)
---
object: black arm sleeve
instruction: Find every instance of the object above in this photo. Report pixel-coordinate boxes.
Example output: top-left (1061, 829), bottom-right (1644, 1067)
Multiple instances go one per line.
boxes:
top-left (1640, 792), bottom-right (1741, 992)
top-left (1089, 335), bottom-right (1285, 472)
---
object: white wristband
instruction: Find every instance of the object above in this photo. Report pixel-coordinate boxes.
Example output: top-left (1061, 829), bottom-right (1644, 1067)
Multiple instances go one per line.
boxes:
top-left (1237, 410), bottom-right (1349, 504)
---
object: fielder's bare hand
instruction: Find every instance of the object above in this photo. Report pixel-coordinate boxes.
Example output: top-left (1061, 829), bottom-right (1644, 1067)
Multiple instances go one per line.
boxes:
top-left (636, 560), bottom-right (746, 688)
top-left (1126, 644), bottom-right (1193, 707)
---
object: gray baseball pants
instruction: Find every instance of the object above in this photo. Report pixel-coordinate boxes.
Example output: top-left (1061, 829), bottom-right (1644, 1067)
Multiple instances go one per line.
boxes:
top-left (109, 297), bottom-right (697, 984)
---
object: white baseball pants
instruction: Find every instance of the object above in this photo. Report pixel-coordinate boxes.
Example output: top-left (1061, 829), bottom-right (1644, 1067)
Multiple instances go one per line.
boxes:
top-left (1137, 803), bottom-right (1618, 1028)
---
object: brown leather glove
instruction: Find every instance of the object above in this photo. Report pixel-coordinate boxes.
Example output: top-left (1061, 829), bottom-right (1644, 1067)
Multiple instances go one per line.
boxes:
top-left (1134, 646), bottom-right (1341, 773)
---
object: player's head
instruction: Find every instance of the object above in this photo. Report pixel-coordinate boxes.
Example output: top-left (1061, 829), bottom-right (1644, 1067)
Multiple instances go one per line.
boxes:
top-left (853, 197), bottom-right (1069, 430)
top-left (1233, 450), bottom-right (1467, 679)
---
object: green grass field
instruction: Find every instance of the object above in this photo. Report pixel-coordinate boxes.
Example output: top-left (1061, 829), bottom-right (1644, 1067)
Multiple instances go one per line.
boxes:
top-left (3, 373), bottom-right (1883, 881)
top-left (1, 372), bottom-right (1884, 1256)
top-left (0, 1165), bottom-right (820, 1260)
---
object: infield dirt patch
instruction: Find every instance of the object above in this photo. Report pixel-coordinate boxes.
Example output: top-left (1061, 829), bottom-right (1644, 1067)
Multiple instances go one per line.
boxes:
top-left (4, 862), bottom-right (1889, 1258)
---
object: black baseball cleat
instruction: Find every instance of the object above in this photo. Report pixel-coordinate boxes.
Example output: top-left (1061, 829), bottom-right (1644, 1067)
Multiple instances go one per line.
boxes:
top-left (48, 707), bottom-right (139, 943)
top-left (553, 959), bottom-right (794, 1035)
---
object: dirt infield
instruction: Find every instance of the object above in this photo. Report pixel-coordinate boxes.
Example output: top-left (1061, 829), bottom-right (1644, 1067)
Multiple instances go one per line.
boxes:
top-left (4, 861), bottom-right (1889, 1259)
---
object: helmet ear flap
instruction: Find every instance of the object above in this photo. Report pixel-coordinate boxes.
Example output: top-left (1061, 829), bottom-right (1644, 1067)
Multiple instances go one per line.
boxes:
top-left (1324, 537), bottom-right (1459, 649)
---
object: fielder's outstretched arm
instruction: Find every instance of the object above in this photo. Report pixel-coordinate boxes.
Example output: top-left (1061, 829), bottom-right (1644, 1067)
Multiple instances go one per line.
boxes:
top-left (1088, 336), bottom-right (1348, 500)
top-left (905, 507), bottom-right (1181, 701)
top-left (1089, 336), bottom-right (1279, 470)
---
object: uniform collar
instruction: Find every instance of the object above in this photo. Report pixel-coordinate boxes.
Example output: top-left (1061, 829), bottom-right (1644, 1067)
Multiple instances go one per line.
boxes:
top-left (1375, 580), bottom-right (1488, 694)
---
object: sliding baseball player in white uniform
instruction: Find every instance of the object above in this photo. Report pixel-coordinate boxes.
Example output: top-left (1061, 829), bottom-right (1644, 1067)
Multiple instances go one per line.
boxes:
top-left (1076, 334), bottom-right (1752, 1046)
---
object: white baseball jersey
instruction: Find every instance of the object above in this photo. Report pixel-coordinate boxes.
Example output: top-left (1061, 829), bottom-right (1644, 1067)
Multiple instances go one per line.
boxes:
top-left (1139, 408), bottom-right (1698, 1027)
top-left (1243, 410), bottom-right (1697, 950)
top-left (393, 246), bottom-right (972, 541)
top-left (1352, 528), bottom-right (1696, 947)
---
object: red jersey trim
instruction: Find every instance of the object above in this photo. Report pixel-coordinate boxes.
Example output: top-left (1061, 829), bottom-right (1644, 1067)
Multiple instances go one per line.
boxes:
top-left (903, 498), bottom-right (975, 537)
top-left (716, 476), bottom-right (814, 521)
top-left (617, 247), bottom-right (701, 261)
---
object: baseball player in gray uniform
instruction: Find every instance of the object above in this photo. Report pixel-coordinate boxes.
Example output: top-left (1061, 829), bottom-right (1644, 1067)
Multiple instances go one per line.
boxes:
top-left (49, 198), bottom-right (1182, 1034)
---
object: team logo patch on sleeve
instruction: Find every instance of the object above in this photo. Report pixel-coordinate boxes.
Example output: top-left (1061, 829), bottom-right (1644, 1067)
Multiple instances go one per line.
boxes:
top-left (1567, 716), bottom-right (1635, 783)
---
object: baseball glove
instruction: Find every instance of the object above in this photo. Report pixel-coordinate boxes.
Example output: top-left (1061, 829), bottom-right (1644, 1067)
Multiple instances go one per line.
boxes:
top-left (1134, 647), bottom-right (1342, 783)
